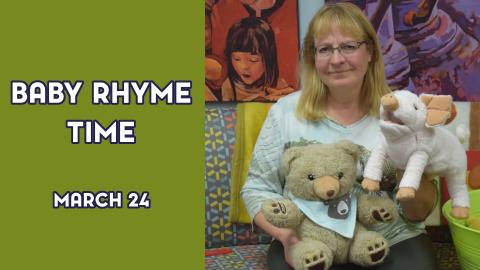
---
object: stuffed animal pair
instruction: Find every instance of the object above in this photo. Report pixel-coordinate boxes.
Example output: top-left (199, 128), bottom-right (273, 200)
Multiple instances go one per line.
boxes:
top-left (261, 140), bottom-right (397, 270)
top-left (362, 90), bottom-right (470, 219)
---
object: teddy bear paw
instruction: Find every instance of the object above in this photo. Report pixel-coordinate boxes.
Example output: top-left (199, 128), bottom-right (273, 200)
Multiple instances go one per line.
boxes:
top-left (371, 207), bottom-right (395, 223)
top-left (366, 239), bottom-right (388, 264)
top-left (301, 250), bottom-right (328, 270)
top-left (350, 232), bottom-right (389, 266)
top-left (265, 201), bottom-right (288, 216)
top-left (262, 199), bottom-right (303, 228)
top-left (396, 187), bottom-right (416, 201)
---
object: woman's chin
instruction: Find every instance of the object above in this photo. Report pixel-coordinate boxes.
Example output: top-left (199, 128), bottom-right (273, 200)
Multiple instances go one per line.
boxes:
top-left (326, 79), bottom-right (357, 90)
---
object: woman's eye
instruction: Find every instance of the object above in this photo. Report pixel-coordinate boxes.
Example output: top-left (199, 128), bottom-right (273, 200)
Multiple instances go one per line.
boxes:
top-left (317, 47), bottom-right (330, 54)
top-left (341, 44), bottom-right (357, 52)
top-left (338, 172), bottom-right (344, 179)
top-left (307, 174), bottom-right (315, 180)
top-left (249, 58), bottom-right (260, 63)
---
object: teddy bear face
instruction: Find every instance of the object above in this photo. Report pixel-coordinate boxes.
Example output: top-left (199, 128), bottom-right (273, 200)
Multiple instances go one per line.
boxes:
top-left (283, 141), bottom-right (359, 202)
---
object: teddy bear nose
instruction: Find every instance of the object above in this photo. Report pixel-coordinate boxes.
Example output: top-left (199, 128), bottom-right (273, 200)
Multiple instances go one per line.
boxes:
top-left (313, 176), bottom-right (340, 200)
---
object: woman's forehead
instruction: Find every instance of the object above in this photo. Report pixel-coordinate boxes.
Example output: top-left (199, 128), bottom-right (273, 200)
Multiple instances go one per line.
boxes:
top-left (314, 26), bottom-right (361, 44)
top-left (313, 17), bottom-right (364, 42)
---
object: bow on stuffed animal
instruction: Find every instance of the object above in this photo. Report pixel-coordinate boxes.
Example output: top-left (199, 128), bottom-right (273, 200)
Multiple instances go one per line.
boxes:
top-left (362, 90), bottom-right (470, 219)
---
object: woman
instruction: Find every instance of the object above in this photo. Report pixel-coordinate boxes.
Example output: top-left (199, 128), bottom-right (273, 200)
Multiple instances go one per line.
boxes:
top-left (241, 3), bottom-right (438, 270)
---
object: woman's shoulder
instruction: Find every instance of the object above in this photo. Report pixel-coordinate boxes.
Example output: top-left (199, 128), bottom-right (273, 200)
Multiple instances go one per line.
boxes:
top-left (272, 90), bottom-right (302, 112)
top-left (270, 90), bottom-right (301, 125)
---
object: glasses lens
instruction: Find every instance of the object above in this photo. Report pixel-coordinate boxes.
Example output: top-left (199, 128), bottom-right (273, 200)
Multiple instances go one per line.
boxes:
top-left (315, 41), bottom-right (364, 57)
top-left (340, 42), bottom-right (361, 54)
top-left (316, 46), bottom-right (332, 57)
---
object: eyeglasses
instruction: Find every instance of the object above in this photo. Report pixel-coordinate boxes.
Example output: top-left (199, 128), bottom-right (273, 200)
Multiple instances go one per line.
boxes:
top-left (314, 41), bottom-right (367, 58)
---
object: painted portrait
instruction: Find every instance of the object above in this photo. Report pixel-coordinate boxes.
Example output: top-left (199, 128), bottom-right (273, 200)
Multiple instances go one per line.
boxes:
top-left (205, 0), bottom-right (299, 102)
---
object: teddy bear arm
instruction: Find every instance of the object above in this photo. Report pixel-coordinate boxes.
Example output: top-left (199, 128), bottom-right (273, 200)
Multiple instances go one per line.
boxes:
top-left (261, 199), bottom-right (305, 228)
top-left (357, 193), bottom-right (398, 226)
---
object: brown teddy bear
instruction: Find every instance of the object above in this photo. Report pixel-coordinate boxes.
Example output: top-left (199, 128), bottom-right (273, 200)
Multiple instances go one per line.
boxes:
top-left (261, 140), bottom-right (398, 270)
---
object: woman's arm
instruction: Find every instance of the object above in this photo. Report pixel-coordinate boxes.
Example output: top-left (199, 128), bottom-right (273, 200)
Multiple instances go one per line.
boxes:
top-left (241, 102), bottom-right (297, 265)
top-left (240, 103), bottom-right (286, 222)
top-left (254, 212), bottom-right (298, 266)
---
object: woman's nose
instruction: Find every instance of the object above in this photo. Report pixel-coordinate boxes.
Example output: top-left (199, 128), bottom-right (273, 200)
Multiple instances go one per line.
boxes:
top-left (329, 50), bottom-right (346, 64)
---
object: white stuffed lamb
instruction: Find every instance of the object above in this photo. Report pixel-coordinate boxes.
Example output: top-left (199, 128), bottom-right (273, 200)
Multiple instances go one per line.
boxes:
top-left (362, 90), bottom-right (469, 219)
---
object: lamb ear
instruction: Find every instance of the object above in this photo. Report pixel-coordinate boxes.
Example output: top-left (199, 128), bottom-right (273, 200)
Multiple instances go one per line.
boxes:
top-left (445, 103), bottom-right (457, 125)
top-left (421, 94), bottom-right (453, 127)
top-left (420, 94), bottom-right (434, 106)
top-left (336, 140), bottom-right (359, 161)
top-left (282, 146), bottom-right (303, 176)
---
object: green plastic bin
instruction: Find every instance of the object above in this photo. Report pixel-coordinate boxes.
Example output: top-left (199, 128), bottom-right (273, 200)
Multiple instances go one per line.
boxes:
top-left (442, 189), bottom-right (480, 270)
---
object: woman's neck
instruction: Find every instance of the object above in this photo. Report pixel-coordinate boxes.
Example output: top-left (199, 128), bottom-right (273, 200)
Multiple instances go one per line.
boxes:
top-left (325, 91), bottom-right (366, 126)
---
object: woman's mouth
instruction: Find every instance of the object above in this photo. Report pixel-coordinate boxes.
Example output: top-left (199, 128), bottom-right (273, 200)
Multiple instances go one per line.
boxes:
top-left (328, 70), bottom-right (351, 74)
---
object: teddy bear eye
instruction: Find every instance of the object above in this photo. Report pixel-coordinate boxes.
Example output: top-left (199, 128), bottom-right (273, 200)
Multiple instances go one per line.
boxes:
top-left (307, 174), bottom-right (315, 180)
top-left (337, 172), bottom-right (344, 179)
top-left (413, 104), bottom-right (418, 110)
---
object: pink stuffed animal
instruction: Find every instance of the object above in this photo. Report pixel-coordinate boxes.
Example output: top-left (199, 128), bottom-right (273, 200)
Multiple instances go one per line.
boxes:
top-left (362, 90), bottom-right (469, 219)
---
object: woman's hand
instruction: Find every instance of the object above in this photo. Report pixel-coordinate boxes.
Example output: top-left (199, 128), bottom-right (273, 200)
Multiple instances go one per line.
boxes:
top-left (275, 228), bottom-right (299, 267)
top-left (253, 212), bottom-right (299, 266)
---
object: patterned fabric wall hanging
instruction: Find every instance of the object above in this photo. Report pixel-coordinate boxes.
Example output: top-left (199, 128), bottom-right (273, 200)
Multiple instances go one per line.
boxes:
top-left (205, 103), bottom-right (272, 248)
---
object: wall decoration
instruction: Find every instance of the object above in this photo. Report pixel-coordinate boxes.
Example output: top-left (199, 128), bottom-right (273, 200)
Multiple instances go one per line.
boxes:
top-left (326, 0), bottom-right (480, 101)
top-left (205, 0), bottom-right (299, 102)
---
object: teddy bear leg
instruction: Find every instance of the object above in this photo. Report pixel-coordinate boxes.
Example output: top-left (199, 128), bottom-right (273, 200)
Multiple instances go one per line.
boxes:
top-left (348, 224), bottom-right (389, 267)
top-left (290, 239), bottom-right (333, 270)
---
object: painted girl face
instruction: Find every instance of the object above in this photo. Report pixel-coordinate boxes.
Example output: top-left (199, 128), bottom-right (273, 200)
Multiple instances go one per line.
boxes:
top-left (314, 29), bottom-right (371, 92)
top-left (231, 52), bottom-right (265, 85)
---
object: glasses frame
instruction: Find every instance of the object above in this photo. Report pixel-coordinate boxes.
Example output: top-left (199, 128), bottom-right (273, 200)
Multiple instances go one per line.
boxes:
top-left (314, 41), bottom-right (368, 58)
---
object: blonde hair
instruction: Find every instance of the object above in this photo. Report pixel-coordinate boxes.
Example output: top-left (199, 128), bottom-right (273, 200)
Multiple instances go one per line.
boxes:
top-left (296, 2), bottom-right (390, 121)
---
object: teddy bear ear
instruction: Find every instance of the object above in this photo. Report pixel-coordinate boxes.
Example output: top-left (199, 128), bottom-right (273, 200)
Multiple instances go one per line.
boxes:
top-left (282, 146), bottom-right (303, 175)
top-left (420, 94), bottom-right (454, 127)
top-left (336, 140), bottom-right (359, 161)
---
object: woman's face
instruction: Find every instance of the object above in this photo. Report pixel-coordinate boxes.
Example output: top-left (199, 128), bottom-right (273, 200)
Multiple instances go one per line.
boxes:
top-left (231, 52), bottom-right (265, 85)
top-left (314, 29), bottom-right (371, 92)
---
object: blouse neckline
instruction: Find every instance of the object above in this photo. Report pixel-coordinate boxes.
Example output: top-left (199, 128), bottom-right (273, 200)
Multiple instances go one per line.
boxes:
top-left (324, 114), bottom-right (372, 131)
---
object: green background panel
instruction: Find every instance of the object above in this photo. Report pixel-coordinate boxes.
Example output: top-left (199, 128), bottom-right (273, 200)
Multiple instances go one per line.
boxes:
top-left (0, 1), bottom-right (204, 269)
